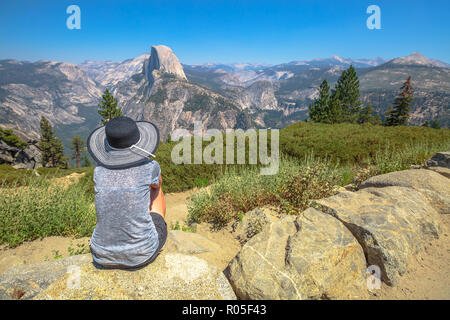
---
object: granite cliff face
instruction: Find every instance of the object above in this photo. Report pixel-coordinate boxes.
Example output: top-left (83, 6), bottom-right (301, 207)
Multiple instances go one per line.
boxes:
top-left (112, 45), bottom-right (256, 140)
top-left (224, 80), bottom-right (279, 111)
top-left (113, 71), bottom-right (251, 141)
top-left (0, 60), bottom-right (102, 140)
top-left (357, 61), bottom-right (450, 127)
top-left (144, 45), bottom-right (187, 83)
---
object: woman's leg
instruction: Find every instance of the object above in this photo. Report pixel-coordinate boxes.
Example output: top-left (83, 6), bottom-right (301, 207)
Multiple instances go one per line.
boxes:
top-left (150, 186), bottom-right (166, 219)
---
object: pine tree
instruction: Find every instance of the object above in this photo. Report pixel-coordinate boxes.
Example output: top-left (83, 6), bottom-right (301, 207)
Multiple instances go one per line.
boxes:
top-left (430, 119), bottom-right (441, 129)
top-left (422, 120), bottom-right (430, 127)
top-left (358, 103), bottom-right (381, 125)
top-left (51, 139), bottom-right (67, 168)
top-left (332, 65), bottom-right (362, 123)
top-left (383, 106), bottom-right (396, 126)
top-left (372, 113), bottom-right (382, 125)
top-left (81, 153), bottom-right (91, 167)
top-left (39, 116), bottom-right (53, 166)
top-left (70, 136), bottom-right (85, 168)
top-left (386, 76), bottom-right (413, 126)
top-left (358, 103), bottom-right (374, 124)
top-left (39, 116), bottom-right (65, 167)
top-left (98, 89), bottom-right (122, 125)
top-left (309, 79), bottom-right (331, 123)
top-left (326, 94), bottom-right (344, 124)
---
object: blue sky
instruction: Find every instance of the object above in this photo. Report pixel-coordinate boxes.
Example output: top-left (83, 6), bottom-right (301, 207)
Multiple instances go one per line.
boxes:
top-left (0, 0), bottom-right (449, 64)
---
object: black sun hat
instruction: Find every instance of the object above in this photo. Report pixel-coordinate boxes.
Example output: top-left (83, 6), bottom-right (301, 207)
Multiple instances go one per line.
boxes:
top-left (87, 116), bottom-right (160, 169)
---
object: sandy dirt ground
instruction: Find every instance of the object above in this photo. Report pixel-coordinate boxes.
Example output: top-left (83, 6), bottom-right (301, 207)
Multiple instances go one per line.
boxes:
top-left (161, 188), bottom-right (241, 271)
top-left (0, 237), bottom-right (91, 275)
top-left (0, 184), bottom-right (448, 299)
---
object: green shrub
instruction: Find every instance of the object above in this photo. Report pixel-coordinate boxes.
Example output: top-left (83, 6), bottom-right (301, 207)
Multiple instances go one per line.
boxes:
top-left (0, 164), bottom-right (36, 186)
top-left (186, 124), bottom-right (450, 228)
top-left (67, 241), bottom-right (91, 256)
top-left (0, 165), bottom-right (90, 187)
top-left (170, 220), bottom-right (196, 233)
top-left (0, 127), bottom-right (27, 149)
top-left (193, 177), bottom-right (210, 188)
top-left (187, 156), bottom-right (341, 228)
top-left (77, 166), bottom-right (95, 197)
top-left (76, 123), bottom-right (449, 195)
top-left (36, 166), bottom-right (88, 178)
top-left (280, 122), bottom-right (450, 165)
top-left (155, 140), bottom-right (228, 193)
top-left (0, 176), bottom-right (96, 247)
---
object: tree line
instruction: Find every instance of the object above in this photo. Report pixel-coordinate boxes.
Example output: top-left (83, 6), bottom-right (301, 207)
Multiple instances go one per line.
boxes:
top-left (38, 116), bottom-right (91, 168)
top-left (308, 66), bottom-right (441, 128)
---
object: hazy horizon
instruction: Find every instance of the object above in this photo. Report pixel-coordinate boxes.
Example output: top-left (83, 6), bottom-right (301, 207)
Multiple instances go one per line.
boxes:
top-left (3, 50), bottom-right (447, 67)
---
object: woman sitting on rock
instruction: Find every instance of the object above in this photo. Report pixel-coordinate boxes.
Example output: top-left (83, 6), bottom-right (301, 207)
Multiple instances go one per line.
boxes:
top-left (87, 116), bottom-right (167, 269)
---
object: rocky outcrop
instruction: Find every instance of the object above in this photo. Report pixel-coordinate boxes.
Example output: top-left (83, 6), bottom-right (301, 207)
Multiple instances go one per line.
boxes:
top-left (231, 207), bottom-right (279, 244)
top-left (144, 45), bottom-right (187, 83)
top-left (410, 152), bottom-right (450, 178)
top-left (226, 153), bottom-right (449, 298)
top-left (0, 139), bottom-right (41, 169)
top-left (34, 252), bottom-right (235, 300)
top-left (424, 152), bottom-right (450, 169)
top-left (0, 231), bottom-right (236, 300)
top-left (0, 254), bottom-right (91, 300)
top-left (359, 169), bottom-right (450, 214)
top-left (225, 209), bottom-right (368, 300)
top-left (426, 166), bottom-right (450, 179)
top-left (315, 186), bottom-right (442, 286)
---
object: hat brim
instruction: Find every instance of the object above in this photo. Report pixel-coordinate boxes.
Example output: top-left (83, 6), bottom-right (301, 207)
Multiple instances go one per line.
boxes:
top-left (87, 121), bottom-right (160, 169)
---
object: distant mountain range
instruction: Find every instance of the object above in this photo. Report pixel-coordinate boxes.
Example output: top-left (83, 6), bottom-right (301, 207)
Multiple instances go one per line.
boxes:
top-left (0, 59), bottom-right (102, 141)
top-left (0, 48), bottom-right (448, 156)
top-left (389, 52), bottom-right (450, 68)
top-left (78, 54), bottom-right (149, 87)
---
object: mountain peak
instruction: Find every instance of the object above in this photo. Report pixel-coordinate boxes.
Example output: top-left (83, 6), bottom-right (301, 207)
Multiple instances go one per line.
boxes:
top-left (144, 45), bottom-right (186, 82)
top-left (390, 52), bottom-right (449, 68)
top-left (409, 51), bottom-right (425, 57)
top-left (331, 55), bottom-right (345, 62)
